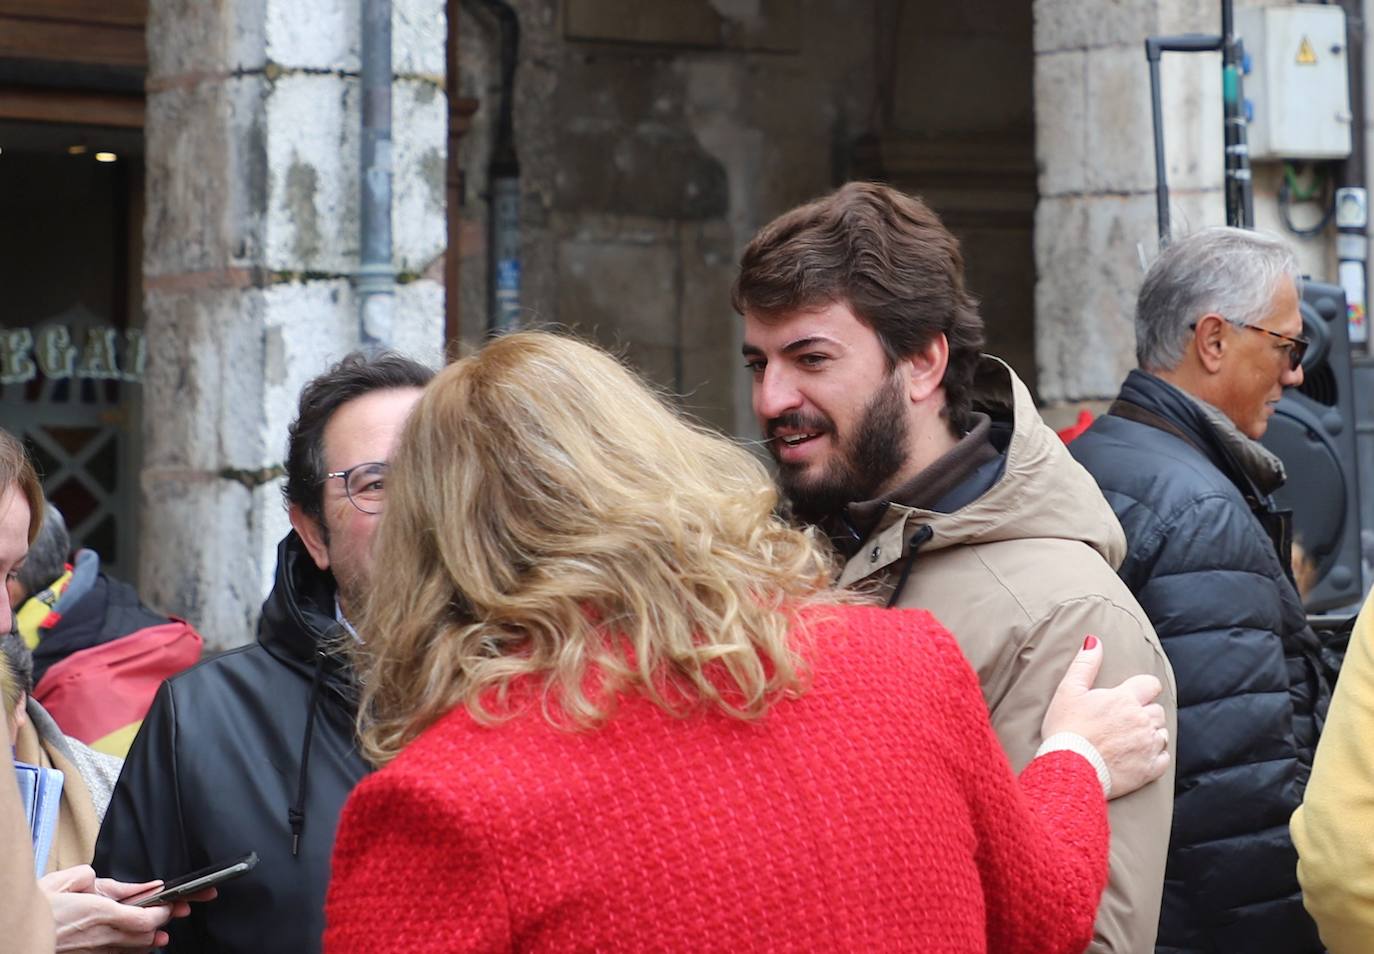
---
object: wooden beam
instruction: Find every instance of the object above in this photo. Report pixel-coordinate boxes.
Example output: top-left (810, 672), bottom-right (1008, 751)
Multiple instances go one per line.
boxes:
top-left (0, 1), bottom-right (146, 29)
top-left (0, 86), bottom-right (144, 129)
top-left (0, 16), bottom-right (145, 69)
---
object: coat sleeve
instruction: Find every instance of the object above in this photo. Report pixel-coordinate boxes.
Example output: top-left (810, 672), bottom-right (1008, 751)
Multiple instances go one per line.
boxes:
top-left (325, 769), bottom-right (509, 953)
top-left (925, 622), bottom-right (1110, 954)
top-left (92, 680), bottom-right (203, 950)
top-left (984, 596), bottom-right (1176, 954)
top-left (0, 757), bottom-right (54, 953)
top-left (1292, 591), bottom-right (1374, 952)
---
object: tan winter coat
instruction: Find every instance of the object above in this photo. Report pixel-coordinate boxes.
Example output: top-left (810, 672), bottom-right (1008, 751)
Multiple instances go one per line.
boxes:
top-left (837, 357), bottom-right (1177, 954)
top-left (0, 662), bottom-right (53, 953)
top-left (13, 697), bottom-right (121, 875)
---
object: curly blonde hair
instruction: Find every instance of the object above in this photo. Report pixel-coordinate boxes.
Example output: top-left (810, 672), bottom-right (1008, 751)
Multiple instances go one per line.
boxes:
top-left (354, 332), bottom-right (842, 765)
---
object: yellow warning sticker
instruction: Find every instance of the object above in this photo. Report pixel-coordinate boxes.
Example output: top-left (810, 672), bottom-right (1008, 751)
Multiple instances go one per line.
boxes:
top-left (1297, 36), bottom-right (1318, 66)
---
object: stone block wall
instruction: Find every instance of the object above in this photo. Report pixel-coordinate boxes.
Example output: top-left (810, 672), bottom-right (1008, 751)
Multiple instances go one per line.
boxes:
top-left (140, 0), bottom-right (447, 648)
top-left (138, 0), bottom-right (1373, 640)
top-left (868, 0), bottom-right (1038, 396)
top-left (454, 0), bottom-right (874, 436)
top-left (1033, 0), bottom-right (1345, 409)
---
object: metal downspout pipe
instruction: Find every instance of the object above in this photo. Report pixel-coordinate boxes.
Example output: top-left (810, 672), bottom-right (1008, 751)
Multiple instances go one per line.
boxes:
top-left (465, 0), bottom-right (521, 334)
top-left (358, 0), bottom-right (395, 347)
top-left (1335, 0), bottom-right (1374, 590)
top-left (1336, 0), bottom-right (1368, 352)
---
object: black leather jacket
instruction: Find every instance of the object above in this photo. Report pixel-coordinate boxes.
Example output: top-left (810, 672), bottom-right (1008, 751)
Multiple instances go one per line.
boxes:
top-left (1071, 370), bottom-right (1329, 954)
top-left (94, 532), bottom-right (369, 953)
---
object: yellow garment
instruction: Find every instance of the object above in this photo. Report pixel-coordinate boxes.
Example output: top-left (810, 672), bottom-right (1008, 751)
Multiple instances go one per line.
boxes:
top-left (16, 568), bottom-right (73, 650)
top-left (1292, 590), bottom-right (1374, 952)
top-left (90, 720), bottom-right (141, 759)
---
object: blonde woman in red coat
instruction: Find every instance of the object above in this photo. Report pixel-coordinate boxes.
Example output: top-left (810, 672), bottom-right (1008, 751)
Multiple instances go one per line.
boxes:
top-left (324, 332), bottom-right (1170, 954)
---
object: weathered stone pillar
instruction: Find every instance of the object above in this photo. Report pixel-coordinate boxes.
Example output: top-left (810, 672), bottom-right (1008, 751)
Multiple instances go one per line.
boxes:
top-left (1033, 0), bottom-right (1336, 411)
top-left (455, 0), bottom-right (874, 437)
top-left (139, 0), bottom-right (447, 648)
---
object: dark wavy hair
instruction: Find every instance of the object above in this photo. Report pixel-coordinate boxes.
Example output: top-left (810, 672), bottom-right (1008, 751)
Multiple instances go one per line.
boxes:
top-left (731, 182), bottom-right (986, 431)
top-left (283, 351), bottom-right (435, 523)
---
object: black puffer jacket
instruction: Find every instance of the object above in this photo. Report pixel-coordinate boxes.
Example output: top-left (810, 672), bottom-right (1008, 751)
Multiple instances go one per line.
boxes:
top-left (1071, 370), bottom-right (1329, 954)
top-left (94, 532), bottom-right (370, 953)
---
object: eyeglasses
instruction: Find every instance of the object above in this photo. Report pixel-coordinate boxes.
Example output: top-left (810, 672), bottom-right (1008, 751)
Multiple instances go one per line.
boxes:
top-left (323, 461), bottom-right (389, 514)
top-left (1190, 318), bottom-right (1309, 372)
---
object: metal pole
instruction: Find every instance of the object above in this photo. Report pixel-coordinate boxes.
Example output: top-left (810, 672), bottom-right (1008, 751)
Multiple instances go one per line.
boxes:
top-left (1336, 0), bottom-right (1368, 351)
top-left (1335, 0), bottom-right (1371, 596)
top-left (466, 0), bottom-right (522, 335)
top-left (358, 0), bottom-right (395, 347)
top-left (1221, 0), bottom-right (1254, 228)
top-left (1144, 33), bottom-right (1223, 246)
top-left (1148, 50), bottom-right (1171, 245)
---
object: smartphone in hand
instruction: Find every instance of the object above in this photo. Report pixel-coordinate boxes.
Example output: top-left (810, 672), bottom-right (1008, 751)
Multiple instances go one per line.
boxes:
top-left (123, 852), bottom-right (259, 907)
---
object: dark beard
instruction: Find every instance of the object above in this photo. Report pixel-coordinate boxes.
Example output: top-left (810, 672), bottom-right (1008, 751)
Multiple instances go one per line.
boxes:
top-left (774, 373), bottom-right (910, 524)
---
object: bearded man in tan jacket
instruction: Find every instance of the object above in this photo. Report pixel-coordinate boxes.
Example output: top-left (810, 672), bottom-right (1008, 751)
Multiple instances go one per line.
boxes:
top-left (735, 182), bottom-right (1177, 953)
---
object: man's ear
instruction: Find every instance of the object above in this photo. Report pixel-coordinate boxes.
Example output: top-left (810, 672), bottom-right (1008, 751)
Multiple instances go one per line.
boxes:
top-left (901, 332), bottom-right (950, 403)
top-left (1192, 313), bottom-right (1228, 374)
top-left (289, 504), bottom-right (331, 572)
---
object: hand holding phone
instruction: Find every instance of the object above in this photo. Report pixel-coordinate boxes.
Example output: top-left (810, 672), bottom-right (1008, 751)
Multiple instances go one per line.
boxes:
top-left (41, 864), bottom-right (194, 951)
top-left (122, 852), bottom-right (258, 907)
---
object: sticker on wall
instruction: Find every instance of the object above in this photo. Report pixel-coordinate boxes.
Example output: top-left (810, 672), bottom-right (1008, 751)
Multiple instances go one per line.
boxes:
top-left (1296, 36), bottom-right (1318, 66)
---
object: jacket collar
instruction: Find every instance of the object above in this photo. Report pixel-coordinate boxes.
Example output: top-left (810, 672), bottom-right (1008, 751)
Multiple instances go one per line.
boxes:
top-left (830, 412), bottom-right (1001, 564)
top-left (257, 531), bottom-right (357, 706)
top-left (1118, 370), bottom-right (1286, 497)
top-left (831, 356), bottom-right (1128, 587)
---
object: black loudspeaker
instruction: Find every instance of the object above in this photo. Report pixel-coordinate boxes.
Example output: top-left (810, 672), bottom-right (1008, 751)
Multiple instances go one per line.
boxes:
top-left (1261, 280), bottom-right (1364, 612)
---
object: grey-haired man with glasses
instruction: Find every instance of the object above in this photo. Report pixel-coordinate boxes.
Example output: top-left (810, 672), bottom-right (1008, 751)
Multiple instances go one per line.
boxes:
top-left (1071, 227), bottom-right (1329, 954)
top-left (95, 351), bottom-right (433, 954)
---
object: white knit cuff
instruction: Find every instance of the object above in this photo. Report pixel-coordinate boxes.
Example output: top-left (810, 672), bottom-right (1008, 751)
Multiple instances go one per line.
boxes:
top-left (1036, 731), bottom-right (1112, 799)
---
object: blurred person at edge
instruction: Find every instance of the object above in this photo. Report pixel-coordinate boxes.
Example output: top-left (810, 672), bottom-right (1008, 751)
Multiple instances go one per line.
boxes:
top-left (1, 629), bottom-right (122, 872)
top-left (8, 502), bottom-right (202, 759)
top-left (1070, 227), bottom-right (1331, 954)
top-left (95, 352), bottom-right (434, 953)
top-left (733, 181), bottom-right (1176, 953)
top-left (323, 331), bottom-right (1170, 954)
top-left (1292, 585), bottom-right (1374, 951)
top-left (0, 426), bottom-right (198, 953)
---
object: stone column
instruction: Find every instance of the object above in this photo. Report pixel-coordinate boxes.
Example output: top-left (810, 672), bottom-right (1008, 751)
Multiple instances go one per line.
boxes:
top-left (139, 0), bottom-right (447, 649)
top-left (455, 0), bottom-right (873, 437)
top-left (1033, 0), bottom-right (1333, 412)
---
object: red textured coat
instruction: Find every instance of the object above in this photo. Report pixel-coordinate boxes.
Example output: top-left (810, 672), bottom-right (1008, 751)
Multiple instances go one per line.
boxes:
top-left (325, 606), bottom-right (1109, 953)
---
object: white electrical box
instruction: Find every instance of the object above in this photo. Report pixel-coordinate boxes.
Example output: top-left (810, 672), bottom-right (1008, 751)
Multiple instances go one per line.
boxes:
top-left (1238, 5), bottom-right (1352, 160)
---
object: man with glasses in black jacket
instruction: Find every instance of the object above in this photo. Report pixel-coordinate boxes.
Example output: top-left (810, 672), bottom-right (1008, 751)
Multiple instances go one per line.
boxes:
top-left (1071, 227), bottom-right (1330, 954)
top-left (95, 351), bottom-right (433, 954)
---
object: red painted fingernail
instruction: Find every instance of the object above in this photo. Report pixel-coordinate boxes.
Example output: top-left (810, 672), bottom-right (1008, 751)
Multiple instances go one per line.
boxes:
top-left (1083, 635), bottom-right (1099, 650)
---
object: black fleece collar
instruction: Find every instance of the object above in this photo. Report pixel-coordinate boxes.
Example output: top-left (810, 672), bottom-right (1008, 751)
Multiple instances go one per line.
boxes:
top-left (825, 412), bottom-right (1008, 559)
top-left (256, 531), bottom-right (358, 707)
